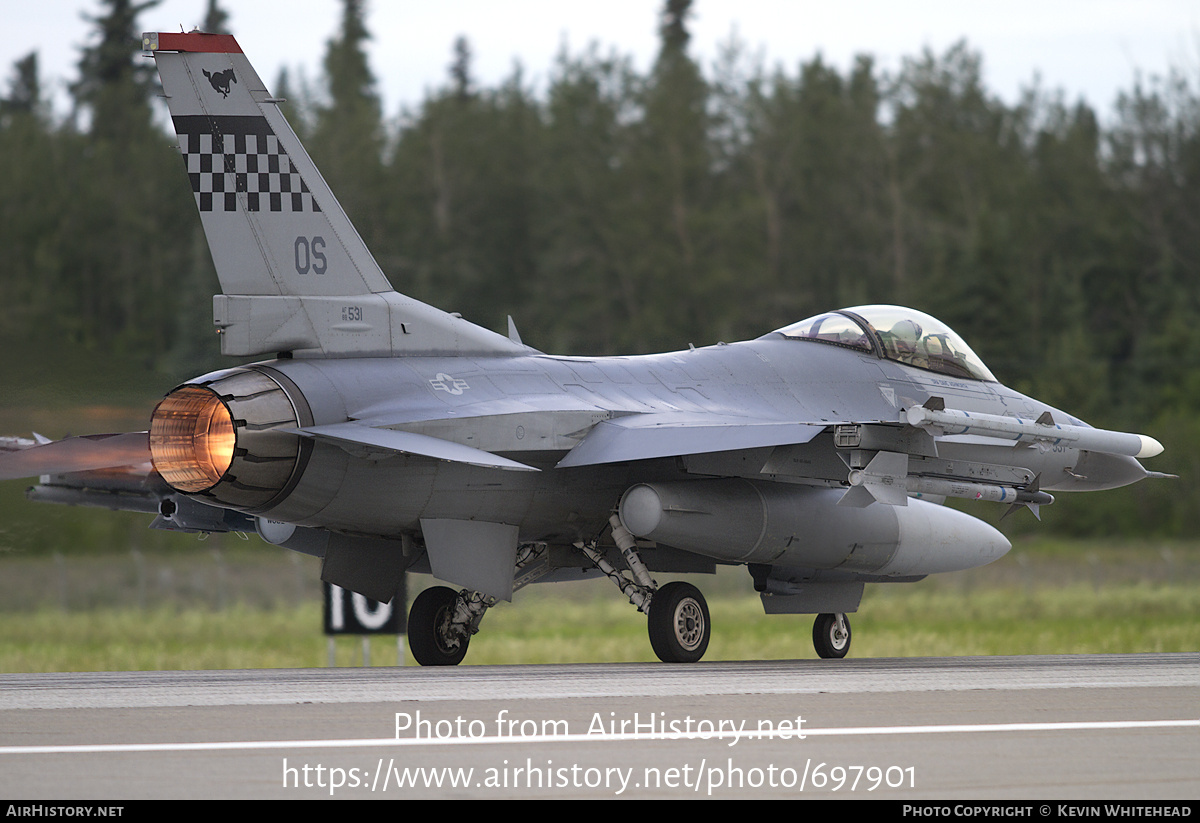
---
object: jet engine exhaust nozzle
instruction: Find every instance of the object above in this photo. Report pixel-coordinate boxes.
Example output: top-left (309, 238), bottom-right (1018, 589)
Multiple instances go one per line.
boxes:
top-left (149, 369), bottom-right (307, 511)
top-left (149, 386), bottom-right (235, 492)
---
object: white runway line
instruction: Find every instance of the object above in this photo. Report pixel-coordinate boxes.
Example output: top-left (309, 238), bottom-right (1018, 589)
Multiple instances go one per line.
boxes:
top-left (2, 718), bottom-right (1197, 755)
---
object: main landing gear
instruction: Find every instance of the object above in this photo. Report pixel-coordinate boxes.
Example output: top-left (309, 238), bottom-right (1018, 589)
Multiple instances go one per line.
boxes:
top-left (407, 586), bottom-right (480, 666)
top-left (647, 581), bottom-right (711, 663)
top-left (576, 514), bottom-right (713, 663)
top-left (407, 544), bottom-right (548, 666)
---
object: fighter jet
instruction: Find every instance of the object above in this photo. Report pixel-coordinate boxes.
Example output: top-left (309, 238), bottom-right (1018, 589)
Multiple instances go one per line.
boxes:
top-left (0, 32), bottom-right (1172, 665)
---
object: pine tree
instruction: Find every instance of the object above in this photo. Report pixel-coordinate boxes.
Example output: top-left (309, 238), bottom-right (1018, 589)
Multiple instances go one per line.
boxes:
top-left (58, 0), bottom-right (193, 359)
top-left (71, 0), bottom-right (160, 142)
top-left (308, 0), bottom-right (387, 250)
top-left (0, 53), bottom-right (45, 125)
top-left (201, 0), bottom-right (230, 34)
top-left (623, 0), bottom-right (714, 350)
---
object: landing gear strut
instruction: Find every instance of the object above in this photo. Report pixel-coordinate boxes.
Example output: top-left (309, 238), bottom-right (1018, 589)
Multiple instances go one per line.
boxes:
top-left (577, 514), bottom-right (713, 664)
top-left (812, 612), bottom-right (851, 659)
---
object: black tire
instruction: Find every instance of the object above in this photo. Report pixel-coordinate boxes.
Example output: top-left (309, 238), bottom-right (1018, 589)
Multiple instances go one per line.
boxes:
top-left (408, 586), bottom-right (469, 666)
top-left (647, 581), bottom-right (711, 663)
top-left (812, 612), bottom-right (851, 659)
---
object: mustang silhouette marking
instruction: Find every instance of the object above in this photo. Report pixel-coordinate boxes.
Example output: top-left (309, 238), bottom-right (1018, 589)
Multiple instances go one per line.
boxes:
top-left (202, 67), bottom-right (236, 97)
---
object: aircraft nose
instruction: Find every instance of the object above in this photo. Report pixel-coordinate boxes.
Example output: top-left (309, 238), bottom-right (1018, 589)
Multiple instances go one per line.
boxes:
top-left (1065, 451), bottom-right (1149, 491)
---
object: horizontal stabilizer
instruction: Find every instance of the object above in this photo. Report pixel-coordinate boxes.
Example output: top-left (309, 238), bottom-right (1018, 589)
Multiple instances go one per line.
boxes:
top-left (0, 432), bottom-right (150, 481)
top-left (557, 414), bottom-right (824, 468)
top-left (291, 423), bottom-right (539, 471)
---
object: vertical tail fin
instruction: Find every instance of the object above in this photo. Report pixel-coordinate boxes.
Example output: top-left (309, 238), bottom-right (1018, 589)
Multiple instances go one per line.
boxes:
top-left (143, 31), bottom-right (520, 357)
top-left (146, 31), bottom-right (386, 298)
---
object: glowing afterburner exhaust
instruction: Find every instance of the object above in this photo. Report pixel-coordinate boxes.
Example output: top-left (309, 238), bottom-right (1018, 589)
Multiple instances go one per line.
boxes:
top-left (149, 387), bottom-right (236, 492)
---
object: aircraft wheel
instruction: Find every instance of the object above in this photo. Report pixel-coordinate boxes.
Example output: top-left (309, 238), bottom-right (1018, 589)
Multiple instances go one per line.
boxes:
top-left (648, 581), bottom-right (710, 663)
top-left (812, 612), bottom-right (851, 659)
top-left (408, 586), bottom-right (469, 666)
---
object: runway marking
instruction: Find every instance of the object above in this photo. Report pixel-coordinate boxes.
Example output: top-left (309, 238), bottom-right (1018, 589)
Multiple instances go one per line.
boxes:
top-left (1, 718), bottom-right (1196, 755)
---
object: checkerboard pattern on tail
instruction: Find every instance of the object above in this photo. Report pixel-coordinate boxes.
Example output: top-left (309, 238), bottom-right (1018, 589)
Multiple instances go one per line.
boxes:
top-left (172, 114), bottom-right (321, 214)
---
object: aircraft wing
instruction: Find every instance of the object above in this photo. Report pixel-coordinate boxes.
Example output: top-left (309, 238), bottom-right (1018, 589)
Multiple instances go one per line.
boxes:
top-left (555, 413), bottom-right (825, 468)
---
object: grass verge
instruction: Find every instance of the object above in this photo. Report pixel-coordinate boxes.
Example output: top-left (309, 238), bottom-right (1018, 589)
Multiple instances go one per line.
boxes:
top-left (2, 540), bottom-right (1197, 671)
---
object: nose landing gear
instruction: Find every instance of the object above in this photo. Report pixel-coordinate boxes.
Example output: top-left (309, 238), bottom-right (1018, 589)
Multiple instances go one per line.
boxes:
top-left (812, 612), bottom-right (851, 659)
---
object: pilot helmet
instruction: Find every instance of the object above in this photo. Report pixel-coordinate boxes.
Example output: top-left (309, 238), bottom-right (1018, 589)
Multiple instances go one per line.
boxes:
top-left (889, 318), bottom-right (923, 351)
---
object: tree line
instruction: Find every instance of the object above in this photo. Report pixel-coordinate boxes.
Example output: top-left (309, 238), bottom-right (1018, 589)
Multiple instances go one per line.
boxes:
top-left (2, 0), bottom-right (1196, 535)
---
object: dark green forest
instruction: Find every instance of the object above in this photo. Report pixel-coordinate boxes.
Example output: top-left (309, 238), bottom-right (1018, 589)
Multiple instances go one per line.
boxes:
top-left (1, 0), bottom-right (1197, 535)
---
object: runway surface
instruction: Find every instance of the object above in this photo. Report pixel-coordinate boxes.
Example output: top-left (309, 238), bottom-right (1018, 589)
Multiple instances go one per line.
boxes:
top-left (1, 654), bottom-right (1197, 799)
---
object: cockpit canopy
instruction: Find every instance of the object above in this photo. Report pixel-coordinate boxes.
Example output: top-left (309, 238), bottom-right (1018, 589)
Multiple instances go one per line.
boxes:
top-left (774, 305), bottom-right (996, 382)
